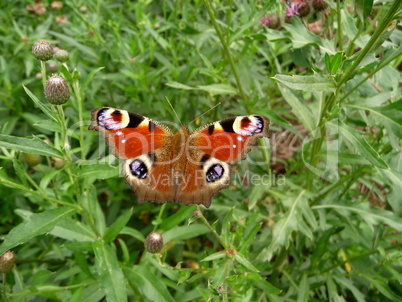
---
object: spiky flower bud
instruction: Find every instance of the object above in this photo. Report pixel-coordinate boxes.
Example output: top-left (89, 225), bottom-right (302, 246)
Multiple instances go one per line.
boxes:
top-left (44, 75), bottom-right (70, 105)
top-left (0, 251), bottom-right (16, 273)
top-left (312, 0), bottom-right (328, 12)
top-left (54, 49), bottom-right (70, 63)
top-left (260, 15), bottom-right (280, 29)
top-left (23, 153), bottom-right (42, 167)
top-left (145, 232), bottom-right (163, 253)
top-left (294, 0), bottom-right (310, 17)
top-left (32, 40), bottom-right (54, 61)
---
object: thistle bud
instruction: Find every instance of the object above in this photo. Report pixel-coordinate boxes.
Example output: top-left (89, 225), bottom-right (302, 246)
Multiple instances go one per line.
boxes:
top-left (32, 40), bottom-right (54, 61)
top-left (260, 15), bottom-right (280, 29)
top-left (0, 251), bottom-right (16, 273)
top-left (23, 153), bottom-right (42, 167)
top-left (145, 232), bottom-right (163, 253)
top-left (54, 49), bottom-right (70, 63)
top-left (294, 0), bottom-right (310, 17)
top-left (312, 0), bottom-right (328, 12)
top-left (44, 75), bottom-right (70, 105)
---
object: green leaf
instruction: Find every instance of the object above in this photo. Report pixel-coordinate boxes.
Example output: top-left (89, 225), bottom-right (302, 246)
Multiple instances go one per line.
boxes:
top-left (221, 208), bottom-right (235, 247)
top-left (256, 190), bottom-right (308, 261)
top-left (313, 203), bottom-right (402, 232)
top-left (0, 134), bottom-right (63, 158)
top-left (163, 224), bottom-right (209, 242)
top-left (166, 82), bottom-right (238, 95)
top-left (274, 74), bottom-right (336, 93)
top-left (103, 208), bottom-right (133, 243)
top-left (201, 251), bottom-right (226, 262)
top-left (248, 184), bottom-right (265, 210)
top-left (82, 67), bottom-right (105, 92)
top-left (23, 85), bottom-right (56, 122)
top-left (346, 100), bottom-right (402, 150)
top-left (235, 253), bottom-right (259, 272)
top-left (334, 276), bottom-right (366, 302)
top-left (332, 52), bottom-right (343, 74)
top-left (282, 18), bottom-right (336, 54)
top-left (355, 0), bottom-right (374, 21)
top-left (13, 158), bottom-right (28, 187)
top-left (277, 84), bottom-right (315, 132)
top-left (160, 206), bottom-right (194, 230)
top-left (49, 31), bottom-right (98, 58)
top-left (247, 272), bottom-right (281, 295)
top-left (0, 207), bottom-right (76, 255)
top-left (123, 265), bottom-right (175, 302)
top-left (22, 113), bottom-right (61, 133)
top-left (93, 241), bottom-right (128, 302)
top-left (121, 227), bottom-right (145, 242)
top-left (337, 121), bottom-right (388, 169)
top-left (79, 164), bottom-right (119, 181)
top-left (165, 81), bottom-right (195, 90)
top-left (51, 219), bottom-right (96, 242)
top-left (297, 274), bottom-right (310, 302)
top-left (238, 222), bottom-right (262, 254)
top-left (196, 84), bottom-right (238, 95)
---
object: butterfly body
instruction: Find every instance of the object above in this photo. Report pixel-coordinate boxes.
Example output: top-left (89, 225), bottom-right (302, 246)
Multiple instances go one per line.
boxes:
top-left (89, 107), bottom-right (270, 207)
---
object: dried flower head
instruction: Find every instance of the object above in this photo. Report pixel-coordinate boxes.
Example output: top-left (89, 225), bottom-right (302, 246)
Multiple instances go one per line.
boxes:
top-left (32, 40), bottom-right (54, 61)
top-left (51, 1), bottom-right (63, 9)
top-left (26, 2), bottom-right (46, 15)
top-left (48, 63), bottom-right (58, 72)
top-left (44, 75), bottom-right (70, 105)
top-left (56, 15), bottom-right (68, 24)
top-left (145, 232), bottom-right (163, 253)
top-left (0, 251), bottom-right (16, 273)
top-left (54, 49), bottom-right (70, 63)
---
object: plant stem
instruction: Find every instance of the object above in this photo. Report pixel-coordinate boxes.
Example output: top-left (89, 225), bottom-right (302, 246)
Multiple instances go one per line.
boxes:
top-left (338, 0), bottom-right (402, 88)
top-left (201, 0), bottom-right (248, 102)
top-left (336, 0), bottom-right (342, 51)
top-left (306, 0), bottom-right (401, 189)
top-left (195, 205), bottom-right (227, 248)
top-left (40, 61), bottom-right (47, 88)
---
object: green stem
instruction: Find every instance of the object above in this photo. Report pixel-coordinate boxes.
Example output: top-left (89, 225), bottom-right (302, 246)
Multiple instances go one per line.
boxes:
top-left (2, 273), bottom-right (5, 302)
top-left (201, 0), bottom-right (248, 102)
top-left (338, 0), bottom-right (401, 88)
top-left (306, 0), bottom-right (401, 188)
top-left (336, 0), bottom-right (342, 51)
top-left (70, 69), bottom-right (85, 160)
top-left (40, 61), bottom-right (47, 88)
top-left (195, 205), bottom-right (227, 248)
top-left (339, 45), bottom-right (402, 104)
top-left (153, 203), bottom-right (166, 231)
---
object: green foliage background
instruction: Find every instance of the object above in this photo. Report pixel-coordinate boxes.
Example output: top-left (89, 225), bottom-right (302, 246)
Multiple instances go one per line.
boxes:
top-left (0, 0), bottom-right (401, 301)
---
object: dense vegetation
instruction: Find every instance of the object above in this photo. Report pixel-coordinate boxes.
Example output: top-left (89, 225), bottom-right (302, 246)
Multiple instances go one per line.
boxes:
top-left (0, 0), bottom-right (401, 301)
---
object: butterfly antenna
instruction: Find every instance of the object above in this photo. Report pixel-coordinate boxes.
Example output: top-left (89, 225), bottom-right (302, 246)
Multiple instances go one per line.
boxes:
top-left (188, 102), bottom-right (222, 126)
top-left (165, 96), bottom-right (183, 127)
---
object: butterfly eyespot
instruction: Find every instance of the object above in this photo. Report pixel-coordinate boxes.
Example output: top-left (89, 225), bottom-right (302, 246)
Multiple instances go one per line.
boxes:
top-left (206, 164), bottom-right (224, 183)
top-left (130, 159), bottom-right (148, 179)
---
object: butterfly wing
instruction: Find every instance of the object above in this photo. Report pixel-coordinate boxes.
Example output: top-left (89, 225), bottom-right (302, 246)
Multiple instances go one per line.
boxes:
top-left (177, 115), bottom-right (270, 207)
top-left (189, 115), bottom-right (270, 163)
top-left (89, 107), bottom-right (174, 159)
top-left (89, 107), bottom-right (176, 202)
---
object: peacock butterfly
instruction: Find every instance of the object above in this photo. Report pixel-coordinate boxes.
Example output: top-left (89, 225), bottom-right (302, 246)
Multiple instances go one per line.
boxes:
top-left (89, 107), bottom-right (270, 207)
